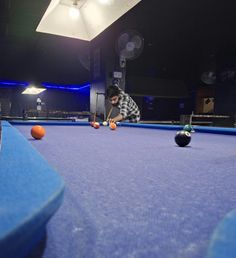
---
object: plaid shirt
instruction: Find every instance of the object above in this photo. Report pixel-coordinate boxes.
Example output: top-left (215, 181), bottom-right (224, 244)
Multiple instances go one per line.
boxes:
top-left (118, 90), bottom-right (140, 122)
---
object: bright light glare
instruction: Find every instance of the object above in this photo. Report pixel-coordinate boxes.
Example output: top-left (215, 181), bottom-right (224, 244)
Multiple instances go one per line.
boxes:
top-left (69, 6), bottom-right (80, 19)
top-left (98, 0), bottom-right (113, 5)
top-left (22, 87), bottom-right (46, 95)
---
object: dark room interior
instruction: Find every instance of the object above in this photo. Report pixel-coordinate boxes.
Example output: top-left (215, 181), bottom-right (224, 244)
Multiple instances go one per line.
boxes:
top-left (1, 1), bottom-right (236, 258)
top-left (0, 0), bottom-right (236, 125)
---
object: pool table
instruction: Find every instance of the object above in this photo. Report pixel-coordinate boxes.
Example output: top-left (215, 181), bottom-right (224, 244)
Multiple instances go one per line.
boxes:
top-left (1, 121), bottom-right (236, 258)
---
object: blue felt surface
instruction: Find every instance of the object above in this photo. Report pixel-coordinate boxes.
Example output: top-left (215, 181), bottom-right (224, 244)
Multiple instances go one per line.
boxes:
top-left (15, 124), bottom-right (236, 258)
top-left (0, 122), bottom-right (64, 258)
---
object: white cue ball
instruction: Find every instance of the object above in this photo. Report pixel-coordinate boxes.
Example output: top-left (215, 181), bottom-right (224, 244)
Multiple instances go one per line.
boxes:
top-left (103, 121), bottom-right (108, 126)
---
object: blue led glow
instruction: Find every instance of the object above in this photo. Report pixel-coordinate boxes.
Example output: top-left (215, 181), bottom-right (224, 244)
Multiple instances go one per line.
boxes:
top-left (0, 80), bottom-right (90, 91)
top-left (42, 82), bottom-right (90, 91)
top-left (44, 85), bottom-right (82, 91)
top-left (0, 80), bottom-right (28, 87)
top-left (41, 82), bottom-right (90, 91)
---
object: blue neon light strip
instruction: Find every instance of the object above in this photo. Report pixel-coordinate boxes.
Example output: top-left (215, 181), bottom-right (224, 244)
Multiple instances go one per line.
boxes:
top-left (0, 80), bottom-right (90, 91)
top-left (0, 81), bottom-right (28, 87)
top-left (42, 83), bottom-right (90, 91)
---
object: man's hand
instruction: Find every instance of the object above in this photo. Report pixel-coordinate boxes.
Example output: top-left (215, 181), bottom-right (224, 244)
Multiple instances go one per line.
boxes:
top-left (109, 114), bottom-right (123, 123)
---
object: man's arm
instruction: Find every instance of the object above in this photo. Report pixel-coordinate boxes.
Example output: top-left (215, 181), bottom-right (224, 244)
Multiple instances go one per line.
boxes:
top-left (110, 114), bottom-right (123, 123)
top-left (110, 95), bottom-right (129, 123)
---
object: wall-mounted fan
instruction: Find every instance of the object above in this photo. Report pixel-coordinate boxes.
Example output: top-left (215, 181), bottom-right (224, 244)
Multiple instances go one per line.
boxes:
top-left (116, 30), bottom-right (144, 68)
top-left (200, 53), bottom-right (217, 85)
top-left (201, 71), bottom-right (216, 85)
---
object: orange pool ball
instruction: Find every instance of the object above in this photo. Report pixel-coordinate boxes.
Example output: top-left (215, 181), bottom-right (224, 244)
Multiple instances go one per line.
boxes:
top-left (31, 125), bottom-right (46, 140)
top-left (110, 122), bottom-right (117, 130)
top-left (93, 122), bottom-right (100, 129)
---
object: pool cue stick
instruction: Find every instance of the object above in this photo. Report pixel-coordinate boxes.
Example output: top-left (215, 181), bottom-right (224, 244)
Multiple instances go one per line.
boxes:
top-left (93, 92), bottom-right (99, 122)
top-left (189, 111), bottom-right (194, 125)
top-left (189, 111), bottom-right (195, 132)
top-left (106, 107), bottom-right (113, 121)
top-left (94, 92), bottom-right (105, 122)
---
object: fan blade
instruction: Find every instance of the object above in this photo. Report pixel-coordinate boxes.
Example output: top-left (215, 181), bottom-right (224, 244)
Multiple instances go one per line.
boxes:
top-left (118, 33), bottom-right (130, 50)
top-left (120, 48), bottom-right (135, 59)
top-left (201, 71), bottom-right (216, 85)
top-left (131, 35), bottom-right (143, 49)
top-left (126, 42), bottom-right (135, 52)
top-left (116, 30), bottom-right (144, 60)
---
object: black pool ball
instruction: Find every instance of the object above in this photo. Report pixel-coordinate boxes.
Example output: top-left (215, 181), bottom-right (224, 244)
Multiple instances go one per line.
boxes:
top-left (175, 130), bottom-right (191, 147)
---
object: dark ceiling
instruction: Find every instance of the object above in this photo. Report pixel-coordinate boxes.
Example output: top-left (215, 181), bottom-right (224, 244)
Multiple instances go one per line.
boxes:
top-left (0, 0), bottom-right (236, 85)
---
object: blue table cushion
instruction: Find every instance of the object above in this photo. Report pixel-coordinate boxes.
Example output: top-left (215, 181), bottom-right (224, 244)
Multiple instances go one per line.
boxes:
top-left (0, 121), bottom-right (65, 258)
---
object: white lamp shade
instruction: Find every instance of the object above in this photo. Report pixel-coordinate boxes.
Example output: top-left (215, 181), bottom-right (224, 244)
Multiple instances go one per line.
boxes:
top-left (36, 0), bottom-right (141, 41)
top-left (22, 87), bottom-right (46, 95)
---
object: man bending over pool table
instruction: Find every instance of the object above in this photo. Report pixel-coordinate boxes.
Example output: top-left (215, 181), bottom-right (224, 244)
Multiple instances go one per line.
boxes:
top-left (106, 85), bottom-right (140, 123)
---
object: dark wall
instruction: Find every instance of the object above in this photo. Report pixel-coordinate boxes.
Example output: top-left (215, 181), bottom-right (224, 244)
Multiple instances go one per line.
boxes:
top-left (126, 76), bottom-right (188, 98)
top-left (125, 77), bottom-right (189, 121)
top-left (132, 96), bottom-right (184, 121)
top-left (89, 1), bottom-right (236, 122)
top-left (88, 4), bottom-right (193, 121)
top-left (214, 82), bottom-right (236, 115)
